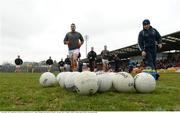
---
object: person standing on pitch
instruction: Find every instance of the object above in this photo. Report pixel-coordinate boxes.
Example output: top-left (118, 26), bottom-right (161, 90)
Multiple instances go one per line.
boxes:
top-left (78, 59), bottom-right (83, 72)
top-left (64, 55), bottom-right (71, 72)
top-left (58, 58), bottom-right (65, 72)
top-left (138, 19), bottom-right (162, 80)
top-left (46, 56), bottom-right (53, 72)
top-left (113, 53), bottom-right (120, 72)
top-left (87, 47), bottom-right (97, 72)
top-left (101, 45), bottom-right (110, 72)
top-left (15, 55), bottom-right (23, 72)
top-left (64, 23), bottom-right (84, 71)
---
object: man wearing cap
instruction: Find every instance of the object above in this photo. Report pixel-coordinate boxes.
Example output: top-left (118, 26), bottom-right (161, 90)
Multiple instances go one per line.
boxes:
top-left (138, 19), bottom-right (162, 79)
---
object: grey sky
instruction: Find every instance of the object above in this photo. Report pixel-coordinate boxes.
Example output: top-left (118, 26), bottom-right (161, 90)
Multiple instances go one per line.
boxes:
top-left (0, 0), bottom-right (180, 64)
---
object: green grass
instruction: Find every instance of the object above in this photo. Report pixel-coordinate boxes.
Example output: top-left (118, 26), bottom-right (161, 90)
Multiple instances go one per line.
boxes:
top-left (0, 72), bottom-right (180, 111)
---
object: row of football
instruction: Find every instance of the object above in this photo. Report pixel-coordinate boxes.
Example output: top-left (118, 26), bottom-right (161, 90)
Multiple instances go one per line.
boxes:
top-left (39, 71), bottom-right (156, 95)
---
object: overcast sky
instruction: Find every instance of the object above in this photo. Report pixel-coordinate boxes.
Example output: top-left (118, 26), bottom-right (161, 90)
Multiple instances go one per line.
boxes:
top-left (0, 0), bottom-right (180, 64)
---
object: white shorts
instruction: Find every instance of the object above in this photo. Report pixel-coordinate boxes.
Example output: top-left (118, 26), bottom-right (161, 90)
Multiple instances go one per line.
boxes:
top-left (102, 59), bottom-right (109, 64)
top-left (69, 49), bottom-right (80, 58)
top-left (60, 66), bottom-right (64, 69)
top-left (16, 65), bottom-right (20, 68)
top-left (60, 66), bottom-right (64, 70)
top-left (64, 64), bottom-right (71, 71)
top-left (48, 65), bottom-right (52, 68)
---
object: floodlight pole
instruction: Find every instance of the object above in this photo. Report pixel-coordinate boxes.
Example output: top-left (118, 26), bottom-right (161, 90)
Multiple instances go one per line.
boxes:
top-left (84, 35), bottom-right (89, 57)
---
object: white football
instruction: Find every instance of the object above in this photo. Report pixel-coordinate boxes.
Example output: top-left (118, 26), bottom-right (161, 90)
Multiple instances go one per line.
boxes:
top-left (97, 74), bottom-right (113, 92)
top-left (112, 72), bottom-right (135, 92)
top-left (96, 71), bottom-right (105, 75)
top-left (56, 72), bottom-right (66, 82)
top-left (81, 71), bottom-right (96, 76)
top-left (134, 72), bottom-right (156, 93)
top-left (107, 72), bottom-right (116, 76)
top-left (58, 72), bottom-right (71, 88)
top-left (64, 72), bottom-right (80, 91)
top-left (74, 71), bottom-right (99, 95)
top-left (39, 72), bottom-right (56, 87)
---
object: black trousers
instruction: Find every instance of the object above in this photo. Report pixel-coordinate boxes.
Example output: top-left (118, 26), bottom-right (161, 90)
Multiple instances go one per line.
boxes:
top-left (144, 48), bottom-right (156, 70)
top-left (89, 60), bottom-right (96, 72)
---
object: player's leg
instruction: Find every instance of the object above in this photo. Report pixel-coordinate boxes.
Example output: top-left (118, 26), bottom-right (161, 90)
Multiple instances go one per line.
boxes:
top-left (68, 50), bottom-right (74, 71)
top-left (16, 65), bottom-right (20, 72)
top-left (105, 60), bottom-right (109, 72)
top-left (152, 50), bottom-right (157, 70)
top-left (70, 52), bottom-right (77, 71)
top-left (89, 61), bottom-right (94, 72)
top-left (145, 50), bottom-right (154, 69)
top-left (102, 59), bottom-right (106, 72)
top-left (47, 65), bottom-right (50, 72)
top-left (152, 50), bottom-right (159, 80)
top-left (72, 49), bottom-right (80, 71)
top-left (92, 61), bottom-right (95, 72)
top-left (15, 65), bottom-right (17, 72)
top-left (72, 52), bottom-right (78, 71)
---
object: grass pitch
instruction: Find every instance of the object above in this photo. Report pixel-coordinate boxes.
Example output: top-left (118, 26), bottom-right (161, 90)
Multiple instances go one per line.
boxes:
top-left (0, 72), bottom-right (180, 111)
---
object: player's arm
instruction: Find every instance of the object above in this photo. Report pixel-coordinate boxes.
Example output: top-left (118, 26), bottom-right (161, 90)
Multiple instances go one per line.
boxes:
top-left (87, 52), bottom-right (89, 59)
top-left (138, 31), bottom-right (146, 57)
top-left (154, 29), bottom-right (162, 44)
top-left (15, 59), bottom-right (17, 65)
top-left (20, 59), bottom-right (23, 65)
top-left (154, 29), bottom-right (162, 48)
top-left (46, 60), bottom-right (49, 65)
top-left (50, 59), bottom-right (54, 65)
top-left (107, 51), bottom-right (110, 60)
top-left (64, 33), bottom-right (69, 45)
top-left (94, 52), bottom-right (97, 61)
top-left (79, 33), bottom-right (84, 45)
top-left (100, 51), bottom-right (103, 59)
top-left (138, 31), bottom-right (145, 52)
top-left (95, 52), bottom-right (97, 58)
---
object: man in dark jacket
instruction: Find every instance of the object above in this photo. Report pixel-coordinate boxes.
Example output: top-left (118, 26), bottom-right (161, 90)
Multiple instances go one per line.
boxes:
top-left (78, 59), bottom-right (83, 72)
top-left (46, 56), bottom-right (53, 72)
top-left (58, 58), bottom-right (65, 72)
top-left (64, 55), bottom-right (71, 72)
top-left (64, 23), bottom-right (84, 71)
top-left (113, 53), bottom-right (120, 72)
top-left (138, 19), bottom-right (162, 79)
top-left (87, 47), bottom-right (97, 72)
top-left (15, 55), bottom-right (23, 72)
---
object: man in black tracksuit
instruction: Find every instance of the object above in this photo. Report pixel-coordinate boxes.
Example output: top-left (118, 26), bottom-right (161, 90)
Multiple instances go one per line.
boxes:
top-left (87, 47), bottom-right (97, 72)
top-left (113, 53), bottom-right (120, 72)
top-left (15, 55), bottom-right (23, 72)
top-left (138, 19), bottom-right (162, 79)
top-left (46, 56), bottom-right (53, 72)
top-left (64, 55), bottom-right (71, 72)
top-left (58, 59), bottom-right (65, 72)
top-left (78, 59), bottom-right (83, 72)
